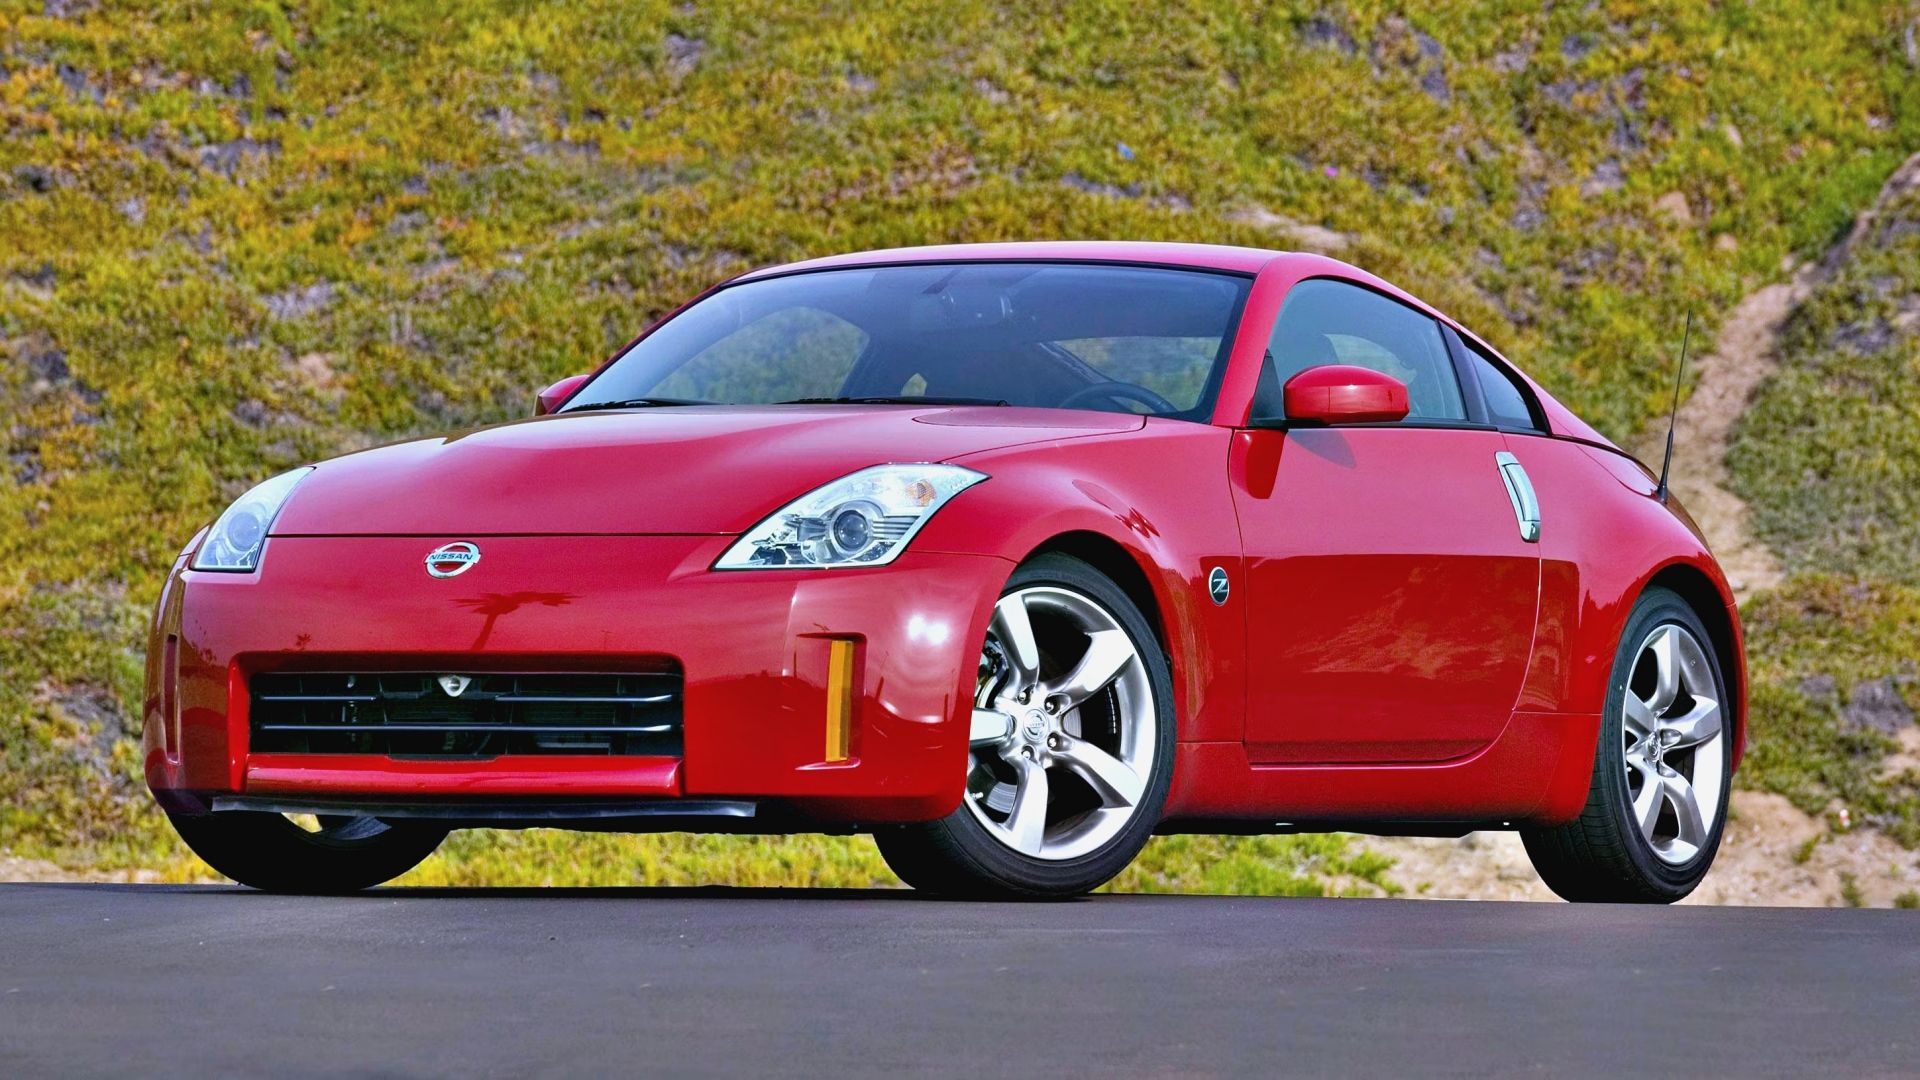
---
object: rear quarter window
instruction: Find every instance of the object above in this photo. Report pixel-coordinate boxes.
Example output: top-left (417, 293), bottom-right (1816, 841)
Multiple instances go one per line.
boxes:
top-left (1463, 340), bottom-right (1544, 432)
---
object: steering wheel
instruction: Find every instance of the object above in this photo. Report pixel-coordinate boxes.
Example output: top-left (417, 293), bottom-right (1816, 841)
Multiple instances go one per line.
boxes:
top-left (1055, 381), bottom-right (1178, 414)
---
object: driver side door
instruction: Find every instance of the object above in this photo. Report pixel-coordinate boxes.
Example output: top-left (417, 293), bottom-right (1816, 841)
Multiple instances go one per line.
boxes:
top-left (1230, 278), bottom-right (1541, 764)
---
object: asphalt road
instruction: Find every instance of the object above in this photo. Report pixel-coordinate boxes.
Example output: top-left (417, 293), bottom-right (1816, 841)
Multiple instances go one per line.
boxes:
top-left (1, 884), bottom-right (1914, 1078)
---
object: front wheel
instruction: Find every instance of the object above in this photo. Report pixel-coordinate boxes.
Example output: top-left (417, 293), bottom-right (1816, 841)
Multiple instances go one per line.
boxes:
top-left (170, 811), bottom-right (448, 894)
top-left (1522, 587), bottom-right (1732, 903)
top-left (875, 553), bottom-right (1176, 898)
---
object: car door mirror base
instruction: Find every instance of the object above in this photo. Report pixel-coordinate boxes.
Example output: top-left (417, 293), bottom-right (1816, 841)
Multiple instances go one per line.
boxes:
top-left (535, 373), bottom-right (592, 416)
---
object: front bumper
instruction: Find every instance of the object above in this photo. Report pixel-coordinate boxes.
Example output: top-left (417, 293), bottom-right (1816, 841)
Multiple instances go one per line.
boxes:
top-left (143, 535), bottom-right (1009, 824)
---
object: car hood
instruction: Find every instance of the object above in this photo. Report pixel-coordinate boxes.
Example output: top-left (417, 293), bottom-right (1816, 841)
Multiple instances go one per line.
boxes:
top-left (270, 405), bottom-right (1143, 536)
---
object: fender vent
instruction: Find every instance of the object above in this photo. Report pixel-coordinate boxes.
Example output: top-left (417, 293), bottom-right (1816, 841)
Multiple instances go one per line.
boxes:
top-left (248, 672), bottom-right (682, 758)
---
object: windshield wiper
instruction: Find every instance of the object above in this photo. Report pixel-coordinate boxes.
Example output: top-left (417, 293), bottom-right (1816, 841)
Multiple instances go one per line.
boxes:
top-left (774, 396), bottom-right (1010, 406)
top-left (565, 396), bottom-right (722, 412)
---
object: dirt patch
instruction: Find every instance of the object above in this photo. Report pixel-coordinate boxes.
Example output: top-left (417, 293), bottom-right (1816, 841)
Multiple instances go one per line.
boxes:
top-left (1641, 150), bottom-right (1920, 600)
top-left (1367, 832), bottom-right (1555, 901)
top-left (1625, 269), bottom-right (1816, 599)
top-left (1880, 724), bottom-right (1920, 783)
top-left (1684, 791), bottom-right (1917, 907)
top-left (1369, 790), bottom-right (1919, 906)
top-left (1228, 206), bottom-right (1352, 253)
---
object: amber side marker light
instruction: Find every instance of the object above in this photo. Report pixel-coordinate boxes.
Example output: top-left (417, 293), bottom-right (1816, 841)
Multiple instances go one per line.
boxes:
top-left (825, 639), bottom-right (856, 762)
top-left (161, 634), bottom-right (180, 758)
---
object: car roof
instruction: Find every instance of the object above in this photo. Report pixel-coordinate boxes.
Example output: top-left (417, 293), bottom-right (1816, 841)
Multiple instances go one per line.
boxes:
top-left (733, 241), bottom-right (1288, 279)
top-left (733, 244), bottom-right (1445, 327)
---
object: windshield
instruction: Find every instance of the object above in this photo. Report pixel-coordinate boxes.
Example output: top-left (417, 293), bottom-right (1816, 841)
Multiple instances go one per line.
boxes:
top-left (563, 262), bottom-right (1253, 419)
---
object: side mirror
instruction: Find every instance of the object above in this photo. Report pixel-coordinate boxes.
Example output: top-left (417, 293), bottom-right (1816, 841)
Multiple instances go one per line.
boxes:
top-left (535, 373), bottom-right (591, 416)
top-left (1283, 364), bottom-right (1410, 425)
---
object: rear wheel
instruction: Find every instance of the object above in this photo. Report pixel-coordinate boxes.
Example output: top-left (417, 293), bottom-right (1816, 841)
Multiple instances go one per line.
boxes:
top-left (1522, 587), bottom-right (1731, 903)
top-left (875, 553), bottom-right (1175, 898)
top-left (170, 810), bottom-right (448, 894)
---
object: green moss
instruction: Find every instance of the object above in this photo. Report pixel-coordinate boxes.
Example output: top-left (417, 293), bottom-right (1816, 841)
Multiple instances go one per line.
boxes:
top-left (389, 829), bottom-right (1399, 896)
top-left (1106, 833), bottom-right (1398, 897)
top-left (1839, 872), bottom-right (1865, 908)
top-left (1735, 578), bottom-right (1920, 847)
top-left (1792, 833), bottom-right (1820, 865)
top-left (1727, 147), bottom-right (1920, 852)
top-left (1, 1), bottom-right (1912, 885)
top-left (397, 831), bottom-right (900, 889)
top-left (1731, 170), bottom-right (1920, 583)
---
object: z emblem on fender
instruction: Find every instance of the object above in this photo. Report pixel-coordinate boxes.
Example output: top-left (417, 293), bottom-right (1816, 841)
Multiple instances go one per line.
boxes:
top-left (1208, 566), bottom-right (1230, 606)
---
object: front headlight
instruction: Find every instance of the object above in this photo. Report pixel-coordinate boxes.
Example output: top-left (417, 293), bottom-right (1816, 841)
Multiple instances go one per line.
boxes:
top-left (190, 467), bottom-right (313, 573)
top-left (714, 464), bottom-right (987, 570)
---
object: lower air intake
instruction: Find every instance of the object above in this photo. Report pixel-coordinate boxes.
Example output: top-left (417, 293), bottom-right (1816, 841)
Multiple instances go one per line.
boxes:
top-left (248, 671), bottom-right (682, 758)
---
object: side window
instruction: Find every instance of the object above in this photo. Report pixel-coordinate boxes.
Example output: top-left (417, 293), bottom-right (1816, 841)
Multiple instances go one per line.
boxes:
top-left (1254, 279), bottom-right (1465, 422)
top-left (652, 307), bottom-right (867, 402)
top-left (1462, 340), bottom-right (1544, 432)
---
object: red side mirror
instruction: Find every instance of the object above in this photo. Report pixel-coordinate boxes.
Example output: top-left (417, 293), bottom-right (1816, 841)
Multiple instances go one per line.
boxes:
top-left (535, 373), bottom-right (591, 416)
top-left (1282, 364), bottom-right (1410, 425)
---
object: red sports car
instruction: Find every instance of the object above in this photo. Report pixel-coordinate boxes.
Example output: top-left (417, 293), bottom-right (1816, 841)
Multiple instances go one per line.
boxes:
top-left (145, 242), bottom-right (1743, 901)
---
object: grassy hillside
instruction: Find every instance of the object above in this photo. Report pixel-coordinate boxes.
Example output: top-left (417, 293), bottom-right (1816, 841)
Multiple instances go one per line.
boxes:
top-left (1731, 156), bottom-right (1920, 849)
top-left (2, 1), bottom-right (1915, 884)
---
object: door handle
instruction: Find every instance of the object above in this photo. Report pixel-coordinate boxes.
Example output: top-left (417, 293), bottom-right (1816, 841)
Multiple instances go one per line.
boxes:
top-left (1494, 451), bottom-right (1541, 543)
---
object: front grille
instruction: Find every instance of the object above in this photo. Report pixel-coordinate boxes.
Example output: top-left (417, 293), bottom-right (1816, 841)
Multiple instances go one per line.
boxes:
top-left (249, 672), bottom-right (682, 758)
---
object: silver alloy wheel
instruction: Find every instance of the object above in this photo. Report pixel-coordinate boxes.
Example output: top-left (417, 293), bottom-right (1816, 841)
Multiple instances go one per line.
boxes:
top-left (966, 586), bottom-right (1156, 861)
top-left (1621, 622), bottom-right (1725, 866)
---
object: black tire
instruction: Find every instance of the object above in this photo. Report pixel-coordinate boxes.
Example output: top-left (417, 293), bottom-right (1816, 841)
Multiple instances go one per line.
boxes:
top-left (1521, 586), bottom-right (1732, 903)
top-left (170, 811), bottom-right (448, 894)
top-left (874, 553), bottom-right (1176, 898)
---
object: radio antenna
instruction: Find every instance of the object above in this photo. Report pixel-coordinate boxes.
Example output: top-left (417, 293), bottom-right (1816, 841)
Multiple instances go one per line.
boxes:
top-left (1656, 312), bottom-right (1692, 505)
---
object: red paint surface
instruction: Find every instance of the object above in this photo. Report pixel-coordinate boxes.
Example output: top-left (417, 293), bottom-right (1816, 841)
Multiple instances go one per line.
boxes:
top-left (246, 755), bottom-right (684, 798)
top-left (1282, 364), bottom-right (1411, 424)
top-left (1229, 427), bottom-right (1539, 765)
top-left (144, 243), bottom-right (1743, 831)
top-left (534, 373), bottom-right (590, 416)
top-left (271, 407), bottom-right (1141, 537)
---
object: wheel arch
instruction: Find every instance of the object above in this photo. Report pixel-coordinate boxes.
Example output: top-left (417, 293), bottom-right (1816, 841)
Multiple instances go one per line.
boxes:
top-left (1022, 530), bottom-right (1171, 658)
top-left (996, 525), bottom-right (1227, 747)
top-left (922, 431), bottom-right (1248, 746)
top-left (1644, 560), bottom-right (1747, 766)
